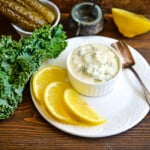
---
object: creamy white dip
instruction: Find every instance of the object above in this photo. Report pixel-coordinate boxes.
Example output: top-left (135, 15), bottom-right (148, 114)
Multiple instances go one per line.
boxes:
top-left (69, 43), bottom-right (120, 83)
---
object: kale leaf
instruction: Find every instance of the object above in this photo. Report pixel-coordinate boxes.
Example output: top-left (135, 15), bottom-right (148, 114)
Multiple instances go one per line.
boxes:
top-left (0, 24), bottom-right (67, 119)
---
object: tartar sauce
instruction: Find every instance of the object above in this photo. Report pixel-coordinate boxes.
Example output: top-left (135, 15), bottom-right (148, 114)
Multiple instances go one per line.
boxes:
top-left (69, 43), bottom-right (120, 83)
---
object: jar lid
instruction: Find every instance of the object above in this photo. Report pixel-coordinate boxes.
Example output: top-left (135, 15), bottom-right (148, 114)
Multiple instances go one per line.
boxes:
top-left (71, 2), bottom-right (103, 25)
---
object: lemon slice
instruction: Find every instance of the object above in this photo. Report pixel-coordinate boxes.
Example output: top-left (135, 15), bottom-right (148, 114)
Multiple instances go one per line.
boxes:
top-left (31, 65), bottom-right (67, 103)
top-left (44, 81), bottom-right (76, 124)
top-left (64, 89), bottom-right (106, 125)
top-left (112, 8), bottom-right (150, 37)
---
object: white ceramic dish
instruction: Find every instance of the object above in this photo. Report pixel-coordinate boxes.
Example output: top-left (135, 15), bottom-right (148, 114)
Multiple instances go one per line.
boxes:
top-left (67, 44), bottom-right (122, 96)
top-left (30, 36), bottom-right (150, 138)
top-left (11, 0), bottom-right (60, 37)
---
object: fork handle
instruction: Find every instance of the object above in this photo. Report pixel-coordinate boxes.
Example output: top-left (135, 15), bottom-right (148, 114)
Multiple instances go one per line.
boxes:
top-left (129, 67), bottom-right (150, 106)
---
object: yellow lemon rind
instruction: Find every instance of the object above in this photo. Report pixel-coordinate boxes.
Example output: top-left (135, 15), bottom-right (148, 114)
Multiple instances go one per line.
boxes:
top-left (31, 65), bottom-right (67, 103)
top-left (112, 8), bottom-right (150, 38)
top-left (63, 89), bottom-right (106, 126)
top-left (44, 81), bottom-right (78, 124)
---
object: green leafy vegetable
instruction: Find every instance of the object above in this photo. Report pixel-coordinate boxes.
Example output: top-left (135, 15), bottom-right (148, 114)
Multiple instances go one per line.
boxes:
top-left (0, 24), bottom-right (67, 119)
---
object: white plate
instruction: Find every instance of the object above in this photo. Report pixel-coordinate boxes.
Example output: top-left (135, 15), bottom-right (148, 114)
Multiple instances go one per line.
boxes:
top-left (30, 36), bottom-right (150, 138)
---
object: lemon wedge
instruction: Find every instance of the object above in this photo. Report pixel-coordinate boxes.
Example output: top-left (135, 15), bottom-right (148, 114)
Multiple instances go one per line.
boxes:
top-left (64, 89), bottom-right (106, 125)
top-left (31, 65), bottom-right (67, 103)
top-left (44, 81), bottom-right (77, 124)
top-left (112, 8), bottom-right (150, 38)
top-left (31, 65), bottom-right (106, 126)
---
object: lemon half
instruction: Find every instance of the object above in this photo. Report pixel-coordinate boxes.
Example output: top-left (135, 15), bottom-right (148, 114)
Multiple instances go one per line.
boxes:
top-left (112, 8), bottom-right (150, 37)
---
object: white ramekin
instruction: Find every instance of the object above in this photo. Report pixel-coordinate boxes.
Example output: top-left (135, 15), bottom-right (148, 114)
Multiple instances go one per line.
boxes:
top-left (66, 44), bottom-right (122, 97)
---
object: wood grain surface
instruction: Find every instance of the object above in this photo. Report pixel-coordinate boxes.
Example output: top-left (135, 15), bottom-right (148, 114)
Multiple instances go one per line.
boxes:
top-left (0, 0), bottom-right (150, 150)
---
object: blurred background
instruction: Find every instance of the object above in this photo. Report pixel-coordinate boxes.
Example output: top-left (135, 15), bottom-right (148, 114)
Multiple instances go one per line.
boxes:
top-left (51, 0), bottom-right (150, 14)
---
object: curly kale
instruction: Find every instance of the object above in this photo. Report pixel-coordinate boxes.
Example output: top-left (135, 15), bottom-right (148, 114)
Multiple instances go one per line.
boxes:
top-left (0, 24), bottom-right (67, 119)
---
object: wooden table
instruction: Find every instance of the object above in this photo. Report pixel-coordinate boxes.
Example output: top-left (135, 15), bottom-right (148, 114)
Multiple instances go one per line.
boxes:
top-left (0, 0), bottom-right (150, 149)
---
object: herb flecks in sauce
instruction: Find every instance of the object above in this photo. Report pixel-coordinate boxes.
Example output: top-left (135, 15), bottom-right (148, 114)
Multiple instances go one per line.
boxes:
top-left (70, 44), bottom-right (120, 83)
